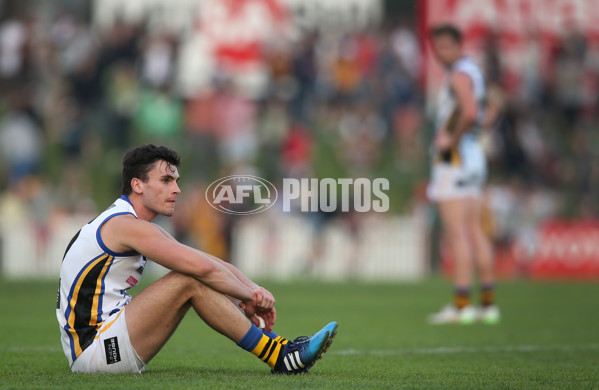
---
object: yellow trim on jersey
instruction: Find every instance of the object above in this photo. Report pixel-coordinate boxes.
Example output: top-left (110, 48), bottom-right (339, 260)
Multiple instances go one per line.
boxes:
top-left (94, 308), bottom-right (125, 339)
top-left (90, 255), bottom-right (115, 327)
top-left (450, 147), bottom-right (461, 166)
top-left (66, 253), bottom-right (112, 358)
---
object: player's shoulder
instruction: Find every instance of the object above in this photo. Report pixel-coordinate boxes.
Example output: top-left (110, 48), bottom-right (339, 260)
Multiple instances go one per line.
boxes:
top-left (453, 56), bottom-right (477, 69)
top-left (110, 213), bottom-right (138, 222)
top-left (448, 70), bottom-right (472, 89)
top-left (101, 213), bottom-right (145, 236)
top-left (452, 57), bottom-right (483, 77)
top-left (101, 213), bottom-right (162, 251)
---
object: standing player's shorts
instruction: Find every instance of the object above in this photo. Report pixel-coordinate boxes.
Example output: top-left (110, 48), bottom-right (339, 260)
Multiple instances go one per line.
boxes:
top-left (70, 308), bottom-right (146, 374)
top-left (427, 134), bottom-right (487, 202)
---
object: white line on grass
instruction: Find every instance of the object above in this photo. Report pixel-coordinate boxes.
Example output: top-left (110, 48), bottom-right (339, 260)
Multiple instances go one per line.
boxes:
top-left (332, 344), bottom-right (599, 356)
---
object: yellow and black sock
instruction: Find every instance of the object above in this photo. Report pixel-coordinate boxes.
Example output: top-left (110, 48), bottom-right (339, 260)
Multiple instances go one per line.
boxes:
top-left (251, 334), bottom-right (288, 369)
top-left (454, 287), bottom-right (471, 309)
top-left (481, 283), bottom-right (495, 307)
top-left (263, 329), bottom-right (288, 344)
top-left (237, 325), bottom-right (288, 369)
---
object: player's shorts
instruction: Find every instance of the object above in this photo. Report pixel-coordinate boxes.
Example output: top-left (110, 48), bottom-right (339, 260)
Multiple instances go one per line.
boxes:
top-left (70, 308), bottom-right (146, 374)
top-left (427, 134), bottom-right (486, 202)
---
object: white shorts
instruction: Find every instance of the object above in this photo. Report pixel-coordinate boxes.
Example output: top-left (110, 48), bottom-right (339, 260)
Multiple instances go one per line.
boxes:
top-left (427, 135), bottom-right (486, 202)
top-left (427, 163), bottom-right (485, 201)
top-left (71, 308), bottom-right (146, 374)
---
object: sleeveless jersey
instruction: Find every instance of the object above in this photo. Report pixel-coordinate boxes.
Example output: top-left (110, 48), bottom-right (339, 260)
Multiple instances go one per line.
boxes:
top-left (56, 195), bottom-right (146, 365)
top-left (436, 56), bottom-right (486, 135)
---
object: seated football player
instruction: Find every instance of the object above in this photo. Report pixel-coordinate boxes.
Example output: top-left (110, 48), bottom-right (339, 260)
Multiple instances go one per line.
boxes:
top-left (56, 144), bottom-right (338, 373)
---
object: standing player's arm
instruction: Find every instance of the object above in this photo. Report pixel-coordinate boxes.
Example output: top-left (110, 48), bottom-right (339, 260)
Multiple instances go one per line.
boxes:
top-left (104, 216), bottom-right (274, 311)
top-left (448, 71), bottom-right (478, 146)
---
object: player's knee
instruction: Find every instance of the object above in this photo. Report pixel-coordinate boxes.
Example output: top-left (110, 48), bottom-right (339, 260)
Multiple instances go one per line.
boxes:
top-left (445, 223), bottom-right (468, 241)
top-left (164, 271), bottom-right (204, 296)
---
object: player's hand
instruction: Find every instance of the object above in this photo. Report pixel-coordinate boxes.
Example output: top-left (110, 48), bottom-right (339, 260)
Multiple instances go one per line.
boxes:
top-left (434, 128), bottom-right (453, 152)
top-left (250, 286), bottom-right (275, 311)
top-left (253, 307), bottom-right (277, 332)
top-left (240, 286), bottom-right (275, 318)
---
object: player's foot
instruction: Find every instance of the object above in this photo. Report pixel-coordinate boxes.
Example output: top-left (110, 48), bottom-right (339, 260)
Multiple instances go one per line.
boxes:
top-left (428, 304), bottom-right (477, 325)
top-left (272, 321), bottom-right (338, 375)
top-left (478, 305), bottom-right (501, 324)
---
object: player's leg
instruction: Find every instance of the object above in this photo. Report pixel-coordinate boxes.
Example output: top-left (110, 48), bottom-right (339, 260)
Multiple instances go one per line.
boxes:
top-left (124, 271), bottom-right (252, 363)
top-left (124, 271), bottom-right (337, 373)
top-left (465, 196), bottom-right (500, 323)
top-left (438, 198), bottom-right (473, 290)
top-left (429, 198), bottom-right (477, 324)
top-left (465, 196), bottom-right (494, 285)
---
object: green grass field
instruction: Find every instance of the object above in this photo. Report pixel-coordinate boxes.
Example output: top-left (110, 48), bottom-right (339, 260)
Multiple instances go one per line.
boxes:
top-left (1, 277), bottom-right (598, 389)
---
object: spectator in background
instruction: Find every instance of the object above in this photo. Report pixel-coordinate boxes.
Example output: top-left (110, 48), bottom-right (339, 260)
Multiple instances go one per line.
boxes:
top-left (0, 88), bottom-right (44, 185)
top-left (281, 119), bottom-right (313, 179)
top-left (211, 79), bottom-right (258, 168)
top-left (0, 16), bottom-right (29, 80)
top-left (551, 20), bottom-right (587, 128)
top-left (337, 100), bottom-right (386, 176)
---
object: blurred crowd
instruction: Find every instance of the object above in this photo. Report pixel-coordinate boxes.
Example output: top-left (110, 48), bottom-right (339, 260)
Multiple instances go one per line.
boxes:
top-left (1, 4), bottom-right (599, 261)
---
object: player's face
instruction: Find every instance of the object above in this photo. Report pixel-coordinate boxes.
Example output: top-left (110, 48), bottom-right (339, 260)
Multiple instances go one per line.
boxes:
top-left (432, 35), bottom-right (461, 68)
top-left (141, 160), bottom-right (181, 217)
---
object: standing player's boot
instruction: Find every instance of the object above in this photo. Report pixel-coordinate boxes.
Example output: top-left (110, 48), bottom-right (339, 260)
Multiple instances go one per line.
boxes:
top-left (428, 304), bottom-right (477, 325)
top-left (272, 321), bottom-right (338, 374)
top-left (477, 305), bottom-right (501, 324)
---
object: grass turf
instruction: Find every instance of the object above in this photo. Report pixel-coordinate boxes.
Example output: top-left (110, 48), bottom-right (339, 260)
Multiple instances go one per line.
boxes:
top-left (1, 278), bottom-right (598, 389)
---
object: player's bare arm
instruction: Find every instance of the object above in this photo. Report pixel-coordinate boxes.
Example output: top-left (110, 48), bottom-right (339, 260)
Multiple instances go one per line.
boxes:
top-left (101, 215), bottom-right (274, 311)
top-left (448, 71), bottom-right (477, 141)
top-left (154, 223), bottom-right (264, 295)
top-left (153, 223), bottom-right (277, 331)
top-left (435, 71), bottom-right (478, 151)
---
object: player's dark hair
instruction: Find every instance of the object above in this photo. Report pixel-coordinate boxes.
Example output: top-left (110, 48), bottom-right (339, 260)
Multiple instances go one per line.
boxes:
top-left (430, 24), bottom-right (463, 43)
top-left (121, 144), bottom-right (181, 195)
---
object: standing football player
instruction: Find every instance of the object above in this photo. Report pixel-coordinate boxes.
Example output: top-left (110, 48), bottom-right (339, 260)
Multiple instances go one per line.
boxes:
top-left (56, 144), bottom-right (338, 373)
top-left (426, 24), bottom-right (500, 324)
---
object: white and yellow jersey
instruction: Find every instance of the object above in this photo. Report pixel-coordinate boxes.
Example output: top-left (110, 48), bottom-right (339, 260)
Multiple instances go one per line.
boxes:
top-left (436, 56), bottom-right (486, 133)
top-left (56, 195), bottom-right (146, 365)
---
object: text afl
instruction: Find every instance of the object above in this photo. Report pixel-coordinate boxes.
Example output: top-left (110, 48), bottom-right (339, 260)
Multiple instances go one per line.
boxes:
top-left (205, 176), bottom-right (390, 215)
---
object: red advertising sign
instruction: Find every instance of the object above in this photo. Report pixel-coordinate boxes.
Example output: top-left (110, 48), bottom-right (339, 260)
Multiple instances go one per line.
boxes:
top-left (441, 220), bottom-right (599, 280)
top-left (529, 220), bottom-right (599, 279)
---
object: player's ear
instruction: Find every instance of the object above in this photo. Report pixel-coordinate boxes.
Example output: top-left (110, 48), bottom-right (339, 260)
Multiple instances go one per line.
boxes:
top-left (131, 178), bottom-right (143, 194)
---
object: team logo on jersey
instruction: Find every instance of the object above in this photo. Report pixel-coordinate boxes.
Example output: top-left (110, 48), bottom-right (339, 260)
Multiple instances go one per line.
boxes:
top-left (126, 276), bottom-right (139, 287)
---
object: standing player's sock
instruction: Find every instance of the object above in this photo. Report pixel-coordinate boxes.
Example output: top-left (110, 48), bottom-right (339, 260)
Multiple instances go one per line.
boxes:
top-left (237, 325), bottom-right (285, 369)
top-left (454, 287), bottom-right (471, 309)
top-left (480, 283), bottom-right (495, 307)
top-left (262, 329), bottom-right (288, 345)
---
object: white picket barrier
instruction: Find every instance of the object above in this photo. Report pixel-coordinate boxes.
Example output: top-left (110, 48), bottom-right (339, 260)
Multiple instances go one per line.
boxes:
top-left (1, 211), bottom-right (429, 281)
top-left (232, 212), bottom-right (429, 281)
